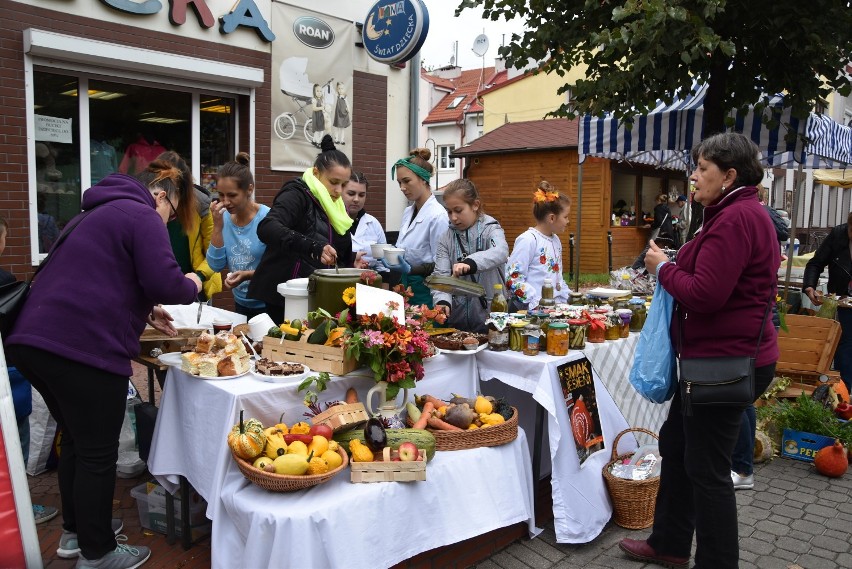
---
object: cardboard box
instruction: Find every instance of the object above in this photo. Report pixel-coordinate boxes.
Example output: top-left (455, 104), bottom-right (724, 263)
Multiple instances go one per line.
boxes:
top-left (131, 481), bottom-right (210, 539)
top-left (781, 428), bottom-right (835, 462)
top-left (261, 334), bottom-right (359, 375)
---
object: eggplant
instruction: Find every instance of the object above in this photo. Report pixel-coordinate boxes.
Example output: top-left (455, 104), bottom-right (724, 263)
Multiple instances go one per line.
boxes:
top-left (363, 417), bottom-right (388, 452)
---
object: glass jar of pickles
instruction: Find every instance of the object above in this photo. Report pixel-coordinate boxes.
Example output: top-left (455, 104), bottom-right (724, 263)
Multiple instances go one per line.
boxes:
top-left (522, 324), bottom-right (542, 356)
top-left (587, 315), bottom-right (606, 343)
top-left (604, 314), bottom-right (621, 340)
top-left (508, 321), bottom-right (527, 351)
top-left (546, 322), bottom-right (569, 356)
top-left (569, 292), bottom-right (585, 306)
top-left (567, 318), bottom-right (588, 350)
top-left (616, 309), bottom-right (632, 338)
top-left (628, 298), bottom-right (646, 332)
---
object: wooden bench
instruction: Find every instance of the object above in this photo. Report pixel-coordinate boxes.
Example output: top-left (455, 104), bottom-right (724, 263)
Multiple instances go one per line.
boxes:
top-left (776, 314), bottom-right (841, 384)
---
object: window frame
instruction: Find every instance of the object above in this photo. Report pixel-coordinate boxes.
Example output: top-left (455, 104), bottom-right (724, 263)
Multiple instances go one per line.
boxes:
top-left (438, 145), bottom-right (456, 170)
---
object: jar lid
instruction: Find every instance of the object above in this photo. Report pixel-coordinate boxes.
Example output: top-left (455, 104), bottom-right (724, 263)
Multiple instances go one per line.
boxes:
top-left (510, 321), bottom-right (528, 328)
top-left (549, 322), bottom-right (568, 329)
top-left (628, 297), bottom-right (645, 305)
top-left (567, 318), bottom-right (589, 325)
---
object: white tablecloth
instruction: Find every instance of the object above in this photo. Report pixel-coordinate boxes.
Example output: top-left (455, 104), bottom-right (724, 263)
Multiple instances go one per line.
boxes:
top-left (147, 353), bottom-right (482, 565)
top-left (213, 430), bottom-right (539, 569)
top-left (476, 349), bottom-right (631, 543)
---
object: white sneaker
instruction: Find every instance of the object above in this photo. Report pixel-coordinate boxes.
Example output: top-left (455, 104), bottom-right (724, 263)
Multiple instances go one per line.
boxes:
top-left (57, 519), bottom-right (124, 558)
top-left (731, 470), bottom-right (754, 490)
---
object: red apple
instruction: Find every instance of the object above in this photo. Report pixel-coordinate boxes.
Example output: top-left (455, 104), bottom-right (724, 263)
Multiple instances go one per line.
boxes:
top-left (397, 442), bottom-right (418, 462)
top-left (309, 423), bottom-right (334, 439)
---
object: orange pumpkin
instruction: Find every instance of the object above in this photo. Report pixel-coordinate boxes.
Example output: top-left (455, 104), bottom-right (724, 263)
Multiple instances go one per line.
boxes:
top-left (227, 410), bottom-right (266, 460)
top-left (814, 440), bottom-right (848, 478)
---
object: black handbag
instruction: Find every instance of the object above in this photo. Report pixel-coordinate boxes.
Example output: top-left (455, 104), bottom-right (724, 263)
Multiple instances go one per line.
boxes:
top-left (678, 299), bottom-right (772, 416)
top-left (0, 208), bottom-right (95, 338)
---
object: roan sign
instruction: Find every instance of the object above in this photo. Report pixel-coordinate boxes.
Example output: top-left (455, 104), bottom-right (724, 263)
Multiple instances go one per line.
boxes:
top-left (292, 16), bottom-right (335, 49)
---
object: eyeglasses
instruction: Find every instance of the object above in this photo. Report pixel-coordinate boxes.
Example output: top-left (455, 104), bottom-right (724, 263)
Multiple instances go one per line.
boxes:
top-left (166, 197), bottom-right (178, 221)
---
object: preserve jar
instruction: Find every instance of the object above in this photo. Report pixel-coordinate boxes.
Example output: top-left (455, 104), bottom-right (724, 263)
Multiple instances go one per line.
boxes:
top-left (522, 324), bottom-right (542, 356)
top-left (509, 321), bottom-right (527, 351)
top-left (616, 309), bottom-right (632, 338)
top-left (569, 292), bottom-right (585, 306)
top-left (546, 322), bottom-right (569, 356)
top-left (486, 313), bottom-right (509, 351)
top-left (567, 318), bottom-right (588, 350)
top-left (587, 315), bottom-right (606, 343)
top-left (604, 315), bottom-right (621, 340)
top-left (628, 298), bottom-right (646, 332)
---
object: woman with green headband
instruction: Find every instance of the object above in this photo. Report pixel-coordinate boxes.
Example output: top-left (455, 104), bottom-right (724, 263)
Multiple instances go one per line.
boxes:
top-left (249, 134), bottom-right (355, 324)
top-left (382, 147), bottom-right (447, 307)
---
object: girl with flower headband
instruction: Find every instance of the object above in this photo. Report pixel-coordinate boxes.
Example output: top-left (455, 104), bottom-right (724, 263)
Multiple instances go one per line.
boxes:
top-left (381, 147), bottom-right (447, 307)
top-left (505, 181), bottom-right (573, 309)
top-left (431, 179), bottom-right (509, 332)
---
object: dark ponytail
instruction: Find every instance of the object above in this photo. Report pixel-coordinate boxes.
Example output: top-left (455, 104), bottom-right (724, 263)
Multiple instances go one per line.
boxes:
top-left (314, 134), bottom-right (351, 172)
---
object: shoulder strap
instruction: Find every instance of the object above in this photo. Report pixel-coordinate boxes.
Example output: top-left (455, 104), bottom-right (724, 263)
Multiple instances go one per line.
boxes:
top-left (30, 207), bottom-right (96, 283)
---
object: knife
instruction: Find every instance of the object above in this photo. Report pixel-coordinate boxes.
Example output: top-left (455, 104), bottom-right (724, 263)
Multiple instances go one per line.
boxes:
top-left (196, 300), bottom-right (204, 324)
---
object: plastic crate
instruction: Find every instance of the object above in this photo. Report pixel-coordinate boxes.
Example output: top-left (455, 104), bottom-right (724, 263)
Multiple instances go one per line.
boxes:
top-left (130, 481), bottom-right (210, 539)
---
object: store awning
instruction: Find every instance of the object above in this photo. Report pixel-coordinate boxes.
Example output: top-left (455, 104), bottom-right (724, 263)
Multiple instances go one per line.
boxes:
top-left (814, 169), bottom-right (852, 188)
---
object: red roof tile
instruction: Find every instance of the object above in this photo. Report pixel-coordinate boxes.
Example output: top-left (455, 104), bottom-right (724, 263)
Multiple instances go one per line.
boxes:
top-left (423, 67), bottom-right (507, 124)
top-left (452, 118), bottom-right (578, 156)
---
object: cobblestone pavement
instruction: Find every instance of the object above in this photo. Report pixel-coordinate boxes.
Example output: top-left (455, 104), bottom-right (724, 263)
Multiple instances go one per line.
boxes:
top-left (476, 456), bottom-right (852, 569)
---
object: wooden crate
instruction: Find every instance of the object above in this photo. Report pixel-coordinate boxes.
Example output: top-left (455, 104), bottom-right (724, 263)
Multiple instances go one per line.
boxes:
top-left (312, 403), bottom-right (369, 432)
top-left (777, 314), bottom-right (841, 382)
top-left (261, 334), bottom-right (359, 376)
top-left (350, 447), bottom-right (427, 483)
top-left (139, 327), bottom-right (204, 355)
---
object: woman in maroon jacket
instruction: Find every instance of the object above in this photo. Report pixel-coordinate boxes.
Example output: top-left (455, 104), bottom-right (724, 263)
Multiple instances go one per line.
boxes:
top-left (619, 133), bottom-right (780, 569)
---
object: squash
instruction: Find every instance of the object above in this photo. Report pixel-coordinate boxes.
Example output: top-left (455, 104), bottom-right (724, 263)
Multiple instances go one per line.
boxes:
top-left (290, 421), bottom-right (312, 435)
top-left (814, 440), bottom-right (848, 478)
top-left (324, 326), bottom-right (347, 347)
top-left (228, 410), bottom-right (266, 460)
top-left (474, 395), bottom-right (493, 415)
top-left (263, 427), bottom-right (289, 460)
top-left (479, 412), bottom-right (505, 426)
top-left (348, 439), bottom-right (375, 462)
top-left (273, 412), bottom-right (290, 434)
top-left (334, 428), bottom-right (437, 462)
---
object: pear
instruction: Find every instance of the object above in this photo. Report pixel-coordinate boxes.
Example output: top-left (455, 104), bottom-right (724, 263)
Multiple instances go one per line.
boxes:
top-left (273, 453), bottom-right (310, 475)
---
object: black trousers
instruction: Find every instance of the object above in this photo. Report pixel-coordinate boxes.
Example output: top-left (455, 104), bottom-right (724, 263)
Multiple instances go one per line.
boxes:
top-left (9, 345), bottom-right (127, 560)
top-left (647, 363), bottom-right (776, 569)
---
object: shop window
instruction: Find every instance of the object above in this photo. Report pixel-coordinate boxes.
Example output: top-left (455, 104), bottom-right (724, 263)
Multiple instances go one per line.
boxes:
top-left (200, 95), bottom-right (236, 193)
top-left (34, 71), bottom-right (80, 253)
top-left (439, 145), bottom-right (455, 170)
top-left (611, 172), bottom-right (637, 226)
top-left (610, 168), bottom-right (687, 228)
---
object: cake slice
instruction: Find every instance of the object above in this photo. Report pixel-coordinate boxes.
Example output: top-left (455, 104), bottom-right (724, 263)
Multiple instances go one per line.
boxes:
top-left (180, 352), bottom-right (202, 375)
top-left (217, 354), bottom-right (250, 376)
top-left (195, 331), bottom-right (215, 353)
top-left (197, 353), bottom-right (222, 377)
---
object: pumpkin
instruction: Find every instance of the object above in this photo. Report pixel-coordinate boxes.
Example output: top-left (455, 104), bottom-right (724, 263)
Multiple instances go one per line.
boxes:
top-left (273, 412), bottom-right (290, 435)
top-left (228, 410), bottom-right (266, 460)
top-left (324, 326), bottom-right (347, 347)
top-left (263, 426), bottom-right (289, 460)
top-left (290, 421), bottom-right (312, 435)
top-left (814, 440), bottom-right (848, 478)
top-left (348, 439), bottom-right (374, 462)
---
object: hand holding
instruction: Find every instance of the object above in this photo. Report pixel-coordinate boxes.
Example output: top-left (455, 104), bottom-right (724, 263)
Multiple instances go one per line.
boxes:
top-left (185, 272), bottom-right (203, 293)
top-left (210, 200), bottom-right (225, 230)
top-left (451, 262), bottom-right (471, 277)
top-left (225, 271), bottom-right (246, 288)
top-left (380, 255), bottom-right (411, 274)
top-left (804, 287), bottom-right (823, 306)
top-left (644, 240), bottom-right (669, 275)
top-left (320, 244), bottom-right (338, 266)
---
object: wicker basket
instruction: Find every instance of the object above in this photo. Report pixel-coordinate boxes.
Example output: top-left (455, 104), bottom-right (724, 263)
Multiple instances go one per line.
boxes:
top-left (312, 403), bottom-right (369, 433)
top-left (231, 447), bottom-right (348, 492)
top-left (408, 407), bottom-right (518, 451)
top-left (602, 427), bottom-right (660, 529)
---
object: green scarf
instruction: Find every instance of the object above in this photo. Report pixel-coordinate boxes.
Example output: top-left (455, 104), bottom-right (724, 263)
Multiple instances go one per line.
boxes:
top-left (302, 168), bottom-right (353, 235)
top-left (392, 157), bottom-right (432, 183)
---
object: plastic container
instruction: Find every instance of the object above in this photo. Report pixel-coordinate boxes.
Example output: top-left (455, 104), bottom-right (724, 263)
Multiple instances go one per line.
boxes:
top-left (546, 322), bottom-right (569, 356)
top-left (277, 278), bottom-right (310, 323)
top-left (131, 481), bottom-right (210, 539)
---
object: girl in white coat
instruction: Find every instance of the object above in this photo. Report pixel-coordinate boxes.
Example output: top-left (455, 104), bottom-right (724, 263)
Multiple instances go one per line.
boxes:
top-left (382, 147), bottom-right (446, 307)
top-left (343, 171), bottom-right (387, 270)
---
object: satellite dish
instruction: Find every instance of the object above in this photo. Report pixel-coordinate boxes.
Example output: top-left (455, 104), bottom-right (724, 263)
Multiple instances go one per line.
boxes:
top-left (472, 34), bottom-right (489, 57)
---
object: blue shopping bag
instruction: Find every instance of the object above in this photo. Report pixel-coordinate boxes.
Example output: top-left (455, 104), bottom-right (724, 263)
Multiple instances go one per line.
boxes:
top-left (629, 283), bottom-right (677, 403)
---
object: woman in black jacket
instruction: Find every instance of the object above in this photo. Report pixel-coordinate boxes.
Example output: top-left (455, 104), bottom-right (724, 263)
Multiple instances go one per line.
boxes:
top-left (248, 135), bottom-right (354, 324)
top-left (803, 212), bottom-right (852, 391)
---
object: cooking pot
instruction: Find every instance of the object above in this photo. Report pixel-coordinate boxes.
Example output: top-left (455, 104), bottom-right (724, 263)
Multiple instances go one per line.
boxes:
top-left (308, 268), bottom-right (383, 323)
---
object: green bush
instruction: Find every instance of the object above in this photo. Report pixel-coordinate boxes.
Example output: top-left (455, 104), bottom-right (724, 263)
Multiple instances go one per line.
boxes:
top-left (758, 394), bottom-right (852, 447)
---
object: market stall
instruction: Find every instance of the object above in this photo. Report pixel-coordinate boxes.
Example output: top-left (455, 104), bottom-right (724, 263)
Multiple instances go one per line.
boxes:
top-left (475, 337), bottom-right (657, 544)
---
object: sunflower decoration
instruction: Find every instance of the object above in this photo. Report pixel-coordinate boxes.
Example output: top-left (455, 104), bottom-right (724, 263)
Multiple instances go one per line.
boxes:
top-left (342, 286), bottom-right (356, 307)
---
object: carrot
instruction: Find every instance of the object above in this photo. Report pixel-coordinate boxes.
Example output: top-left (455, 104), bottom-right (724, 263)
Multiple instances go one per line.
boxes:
top-left (423, 394), bottom-right (450, 409)
top-left (412, 401), bottom-right (434, 430)
top-left (427, 416), bottom-right (463, 431)
top-left (345, 387), bottom-right (359, 404)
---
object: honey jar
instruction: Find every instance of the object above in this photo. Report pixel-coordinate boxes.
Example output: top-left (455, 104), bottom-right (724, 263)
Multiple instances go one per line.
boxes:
top-left (546, 322), bottom-right (569, 356)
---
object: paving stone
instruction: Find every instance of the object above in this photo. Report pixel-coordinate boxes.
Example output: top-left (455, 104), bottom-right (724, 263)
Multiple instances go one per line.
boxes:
top-left (760, 491), bottom-right (787, 505)
top-left (755, 555), bottom-right (803, 568)
top-left (772, 504), bottom-right (806, 519)
top-left (739, 505), bottom-right (772, 520)
top-left (777, 537), bottom-right (813, 554)
top-left (797, 477), bottom-right (830, 492)
top-left (503, 543), bottom-right (553, 569)
top-left (475, 560), bottom-right (503, 569)
top-left (754, 518), bottom-right (792, 537)
top-left (809, 534), bottom-right (847, 554)
top-left (822, 528), bottom-right (849, 541)
top-left (741, 537), bottom-right (776, 556)
top-left (489, 549), bottom-right (529, 569)
top-left (795, 553), bottom-right (841, 568)
top-left (789, 518), bottom-right (830, 536)
top-left (804, 502), bottom-right (839, 518)
top-left (519, 538), bottom-right (567, 564)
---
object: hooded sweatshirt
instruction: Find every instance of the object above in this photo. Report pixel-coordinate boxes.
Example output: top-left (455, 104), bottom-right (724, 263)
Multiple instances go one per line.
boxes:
top-left (7, 174), bottom-right (198, 376)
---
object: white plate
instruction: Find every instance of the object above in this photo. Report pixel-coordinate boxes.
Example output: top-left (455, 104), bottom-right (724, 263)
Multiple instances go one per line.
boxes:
top-left (251, 361), bottom-right (311, 383)
top-left (436, 343), bottom-right (488, 355)
top-left (585, 287), bottom-right (633, 298)
top-left (194, 370), bottom-right (250, 381)
top-left (157, 352), bottom-right (184, 367)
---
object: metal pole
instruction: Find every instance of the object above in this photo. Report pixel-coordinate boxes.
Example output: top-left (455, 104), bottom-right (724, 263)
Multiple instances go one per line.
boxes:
top-left (568, 232), bottom-right (575, 282)
top-left (574, 163), bottom-right (583, 292)
top-left (782, 163), bottom-right (806, 303)
top-left (607, 231), bottom-right (613, 273)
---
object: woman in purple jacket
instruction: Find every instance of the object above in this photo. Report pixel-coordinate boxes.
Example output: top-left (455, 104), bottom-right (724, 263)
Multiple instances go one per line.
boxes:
top-left (6, 162), bottom-right (201, 569)
top-left (619, 133), bottom-right (780, 569)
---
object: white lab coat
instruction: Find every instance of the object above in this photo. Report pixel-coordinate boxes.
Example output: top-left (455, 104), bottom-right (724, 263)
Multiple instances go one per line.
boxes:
top-left (351, 212), bottom-right (387, 270)
top-left (395, 194), bottom-right (447, 267)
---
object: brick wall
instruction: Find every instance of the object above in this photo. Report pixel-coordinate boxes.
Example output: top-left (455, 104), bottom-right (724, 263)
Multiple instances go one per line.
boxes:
top-left (0, 3), bottom-right (390, 296)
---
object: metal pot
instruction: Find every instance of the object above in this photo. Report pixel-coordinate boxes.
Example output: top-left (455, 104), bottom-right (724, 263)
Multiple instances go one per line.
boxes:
top-left (307, 268), bottom-right (383, 321)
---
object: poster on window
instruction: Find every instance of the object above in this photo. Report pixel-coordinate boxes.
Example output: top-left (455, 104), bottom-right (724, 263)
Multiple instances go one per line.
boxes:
top-left (271, 5), bottom-right (354, 172)
top-left (557, 357), bottom-right (604, 466)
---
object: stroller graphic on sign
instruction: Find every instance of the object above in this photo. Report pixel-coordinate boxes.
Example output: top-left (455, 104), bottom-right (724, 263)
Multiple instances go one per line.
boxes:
top-left (274, 57), bottom-right (333, 144)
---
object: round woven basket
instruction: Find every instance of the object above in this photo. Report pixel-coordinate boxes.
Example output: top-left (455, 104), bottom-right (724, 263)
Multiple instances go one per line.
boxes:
top-left (602, 427), bottom-right (660, 529)
top-left (232, 447), bottom-right (348, 492)
top-left (409, 407), bottom-right (518, 451)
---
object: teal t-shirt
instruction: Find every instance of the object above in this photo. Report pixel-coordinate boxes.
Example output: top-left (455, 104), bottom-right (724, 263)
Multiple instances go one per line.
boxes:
top-left (206, 205), bottom-right (270, 309)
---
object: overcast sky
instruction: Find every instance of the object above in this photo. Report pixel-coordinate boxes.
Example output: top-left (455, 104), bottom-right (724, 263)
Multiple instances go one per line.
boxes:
top-left (419, 3), bottom-right (526, 70)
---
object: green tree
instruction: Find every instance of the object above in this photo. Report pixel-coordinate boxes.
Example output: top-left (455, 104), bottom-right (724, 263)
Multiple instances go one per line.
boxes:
top-left (458, 0), bottom-right (852, 134)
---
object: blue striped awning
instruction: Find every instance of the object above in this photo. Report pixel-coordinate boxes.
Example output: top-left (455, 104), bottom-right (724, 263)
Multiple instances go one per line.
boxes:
top-left (579, 84), bottom-right (814, 170)
top-left (805, 113), bottom-right (852, 168)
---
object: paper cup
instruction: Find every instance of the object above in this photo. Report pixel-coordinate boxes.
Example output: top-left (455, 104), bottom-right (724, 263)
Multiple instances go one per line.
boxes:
top-left (384, 247), bottom-right (405, 265)
top-left (212, 319), bottom-right (232, 333)
top-left (248, 313), bottom-right (277, 341)
top-left (370, 243), bottom-right (389, 259)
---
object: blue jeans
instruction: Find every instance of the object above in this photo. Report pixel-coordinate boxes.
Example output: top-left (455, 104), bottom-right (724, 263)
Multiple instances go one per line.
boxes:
top-left (731, 365), bottom-right (777, 476)
top-left (836, 307), bottom-right (852, 391)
